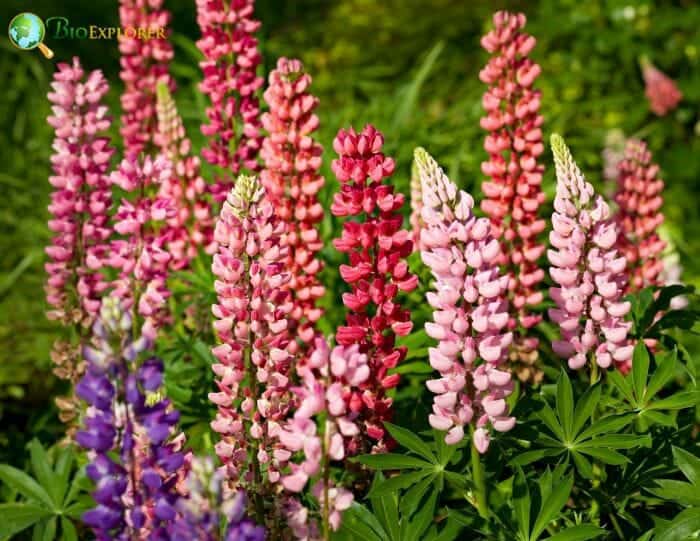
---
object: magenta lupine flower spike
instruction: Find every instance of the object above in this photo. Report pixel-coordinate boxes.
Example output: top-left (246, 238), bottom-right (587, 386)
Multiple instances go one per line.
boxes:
top-left (548, 134), bottom-right (633, 372)
top-left (415, 148), bottom-right (514, 454)
top-left (261, 58), bottom-right (325, 356)
top-left (641, 59), bottom-right (682, 117)
top-left (331, 125), bottom-right (418, 453)
top-left (155, 82), bottom-right (215, 266)
top-left (196, 0), bottom-right (264, 200)
top-left (109, 154), bottom-right (174, 340)
top-left (118, 0), bottom-right (174, 156)
top-left (615, 139), bottom-right (666, 292)
top-left (209, 175), bottom-right (294, 526)
top-left (479, 11), bottom-right (546, 377)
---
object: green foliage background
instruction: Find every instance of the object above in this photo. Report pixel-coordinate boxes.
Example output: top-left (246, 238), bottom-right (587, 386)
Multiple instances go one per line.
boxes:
top-left (0, 0), bottom-right (698, 465)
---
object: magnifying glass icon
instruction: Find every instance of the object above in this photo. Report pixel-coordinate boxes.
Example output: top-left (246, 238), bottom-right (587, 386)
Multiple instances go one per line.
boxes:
top-left (8, 12), bottom-right (54, 59)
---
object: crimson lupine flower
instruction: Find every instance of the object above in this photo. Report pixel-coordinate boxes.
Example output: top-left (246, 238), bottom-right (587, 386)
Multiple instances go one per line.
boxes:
top-left (641, 60), bottom-right (682, 116)
top-left (331, 125), bottom-right (418, 452)
top-left (46, 57), bottom-right (114, 328)
top-left (76, 297), bottom-right (184, 539)
top-left (479, 11), bottom-right (546, 377)
top-left (118, 0), bottom-right (174, 155)
top-left (155, 82), bottom-right (215, 267)
top-left (196, 0), bottom-right (264, 200)
top-left (109, 154), bottom-right (174, 340)
top-left (615, 139), bottom-right (666, 292)
top-left (261, 57), bottom-right (325, 356)
top-left (209, 175), bottom-right (293, 526)
top-left (415, 149), bottom-right (514, 453)
top-left (548, 135), bottom-right (633, 372)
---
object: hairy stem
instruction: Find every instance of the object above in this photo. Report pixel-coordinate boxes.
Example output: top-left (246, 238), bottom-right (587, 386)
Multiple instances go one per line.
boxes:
top-left (470, 430), bottom-right (488, 519)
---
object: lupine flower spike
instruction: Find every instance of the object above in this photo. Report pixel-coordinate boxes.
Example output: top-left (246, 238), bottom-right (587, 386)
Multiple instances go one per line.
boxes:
top-left (155, 82), bottom-right (215, 266)
top-left (415, 148), bottom-right (514, 453)
top-left (261, 58), bottom-right (325, 357)
top-left (76, 297), bottom-right (185, 539)
top-left (409, 159), bottom-right (423, 250)
top-left (209, 175), bottom-right (293, 530)
top-left (46, 57), bottom-right (115, 424)
top-left (109, 154), bottom-right (174, 340)
top-left (615, 139), bottom-right (666, 292)
top-left (331, 125), bottom-right (418, 452)
top-left (548, 134), bottom-right (633, 372)
top-left (641, 58), bottom-right (682, 117)
top-left (479, 11), bottom-right (546, 383)
top-left (196, 0), bottom-right (264, 200)
top-left (119, 0), bottom-right (174, 155)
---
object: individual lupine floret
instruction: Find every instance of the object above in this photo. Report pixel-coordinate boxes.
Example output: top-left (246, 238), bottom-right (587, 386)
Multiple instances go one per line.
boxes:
top-left (109, 154), bottom-right (174, 340)
top-left (614, 139), bottom-right (666, 292)
top-left (118, 0), bottom-right (175, 155)
top-left (76, 297), bottom-right (185, 539)
top-left (330, 125), bottom-right (418, 453)
top-left (209, 175), bottom-right (294, 528)
top-left (196, 0), bottom-right (264, 200)
top-left (641, 59), bottom-right (682, 116)
top-left (415, 148), bottom-right (514, 453)
top-left (276, 338), bottom-right (358, 538)
top-left (46, 57), bottom-right (115, 424)
top-left (479, 10), bottom-right (546, 380)
top-left (155, 82), bottom-right (215, 266)
top-left (261, 58), bottom-right (325, 356)
top-left (548, 134), bottom-right (633, 371)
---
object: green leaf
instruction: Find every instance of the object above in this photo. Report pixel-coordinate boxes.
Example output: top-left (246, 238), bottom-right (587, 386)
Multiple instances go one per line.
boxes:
top-left (648, 480), bottom-right (700, 506)
top-left (531, 474), bottom-right (573, 540)
top-left (646, 349), bottom-right (677, 401)
top-left (42, 517), bottom-right (56, 541)
top-left (510, 448), bottom-right (563, 467)
top-left (576, 433), bottom-right (651, 450)
top-left (54, 446), bottom-right (74, 504)
top-left (640, 410), bottom-right (676, 427)
top-left (384, 423), bottom-right (435, 462)
top-left (576, 414), bottom-right (634, 442)
top-left (545, 524), bottom-right (607, 541)
top-left (400, 474), bottom-right (435, 518)
top-left (632, 342), bottom-right (650, 402)
top-left (656, 508), bottom-right (700, 541)
top-left (370, 476), bottom-right (400, 541)
top-left (406, 489), bottom-right (438, 541)
top-left (355, 454), bottom-right (433, 470)
top-left (607, 370), bottom-right (635, 404)
top-left (672, 447), bottom-right (700, 485)
top-left (573, 384), bottom-right (601, 437)
top-left (0, 465), bottom-right (54, 509)
top-left (512, 467), bottom-right (530, 541)
top-left (653, 285), bottom-right (695, 315)
top-left (0, 503), bottom-right (52, 538)
top-left (60, 517), bottom-right (78, 541)
top-left (29, 440), bottom-right (60, 506)
top-left (572, 450), bottom-right (594, 479)
top-left (537, 401), bottom-right (565, 440)
top-left (576, 447), bottom-right (628, 466)
top-left (368, 470), bottom-right (430, 497)
top-left (647, 391), bottom-right (700, 411)
top-left (556, 371), bottom-right (574, 441)
top-left (338, 503), bottom-right (387, 541)
top-left (635, 288), bottom-right (655, 331)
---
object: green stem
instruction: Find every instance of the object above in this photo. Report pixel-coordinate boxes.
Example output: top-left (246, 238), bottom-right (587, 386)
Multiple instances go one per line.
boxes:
top-left (590, 361), bottom-right (599, 386)
top-left (609, 512), bottom-right (624, 539)
top-left (470, 432), bottom-right (488, 519)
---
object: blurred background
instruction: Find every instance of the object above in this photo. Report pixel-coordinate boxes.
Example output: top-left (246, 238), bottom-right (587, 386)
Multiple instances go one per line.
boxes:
top-left (0, 0), bottom-right (698, 465)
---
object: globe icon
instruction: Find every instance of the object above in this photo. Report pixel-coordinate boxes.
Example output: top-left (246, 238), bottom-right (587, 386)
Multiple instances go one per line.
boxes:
top-left (8, 13), bottom-right (45, 50)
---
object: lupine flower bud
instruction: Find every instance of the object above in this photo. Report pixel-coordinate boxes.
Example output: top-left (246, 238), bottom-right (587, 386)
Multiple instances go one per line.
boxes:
top-left (109, 154), bottom-right (174, 339)
top-left (118, 0), bottom-right (174, 155)
top-left (409, 159), bottom-right (423, 250)
top-left (415, 148), bottom-right (514, 453)
top-left (196, 0), bottom-right (263, 200)
top-left (210, 175), bottom-right (293, 527)
top-left (261, 58), bottom-right (325, 356)
top-left (548, 135), bottom-right (633, 371)
top-left (641, 59), bottom-right (682, 116)
top-left (331, 125), bottom-right (418, 453)
top-left (602, 129), bottom-right (626, 182)
top-left (614, 139), bottom-right (666, 291)
top-left (479, 11), bottom-right (546, 381)
top-left (155, 82), bottom-right (215, 266)
top-left (77, 297), bottom-right (185, 539)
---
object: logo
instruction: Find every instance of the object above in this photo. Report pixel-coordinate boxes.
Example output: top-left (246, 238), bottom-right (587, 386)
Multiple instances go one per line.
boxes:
top-left (45, 17), bottom-right (166, 41)
top-left (8, 12), bottom-right (54, 58)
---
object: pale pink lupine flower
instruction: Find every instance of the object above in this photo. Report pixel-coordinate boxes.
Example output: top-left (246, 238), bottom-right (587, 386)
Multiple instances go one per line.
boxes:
top-left (196, 0), bottom-right (264, 200)
top-left (118, 0), bottom-right (174, 155)
top-left (548, 134), bottom-right (633, 372)
top-left (155, 82), bottom-right (215, 266)
top-left (108, 154), bottom-right (174, 340)
top-left (209, 175), bottom-right (293, 526)
top-left (261, 58), bottom-right (325, 356)
top-left (642, 60), bottom-right (682, 116)
top-left (615, 139), bottom-right (666, 292)
top-left (415, 148), bottom-right (515, 454)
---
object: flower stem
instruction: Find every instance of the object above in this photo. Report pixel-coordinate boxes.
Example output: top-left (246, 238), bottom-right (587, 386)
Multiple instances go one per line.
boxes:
top-left (470, 431), bottom-right (488, 519)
